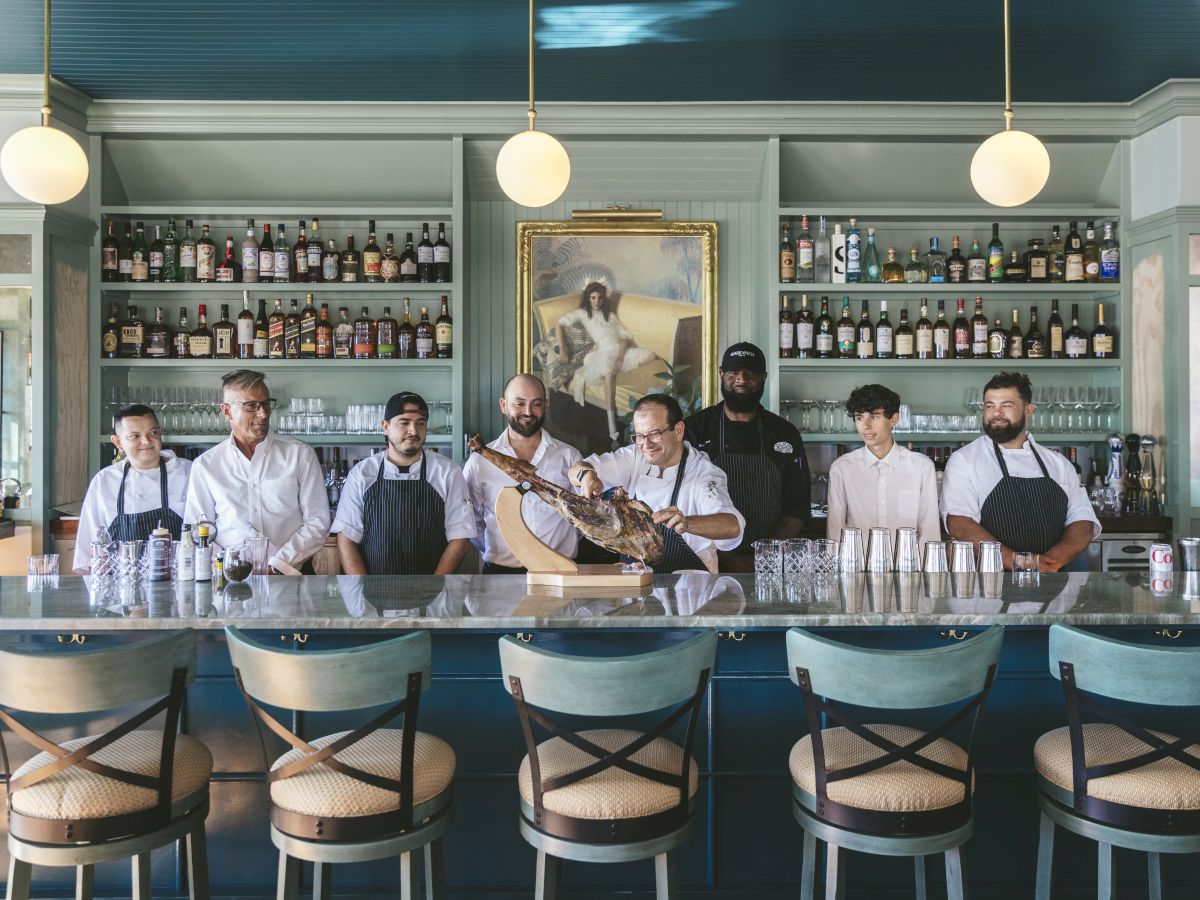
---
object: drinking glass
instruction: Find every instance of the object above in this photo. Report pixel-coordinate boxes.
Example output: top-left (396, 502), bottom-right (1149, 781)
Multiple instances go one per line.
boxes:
top-left (797, 399), bottom-right (816, 433)
top-left (811, 540), bottom-right (840, 577)
top-left (1013, 552), bottom-right (1040, 586)
top-left (779, 400), bottom-right (796, 429)
top-left (27, 554), bottom-right (59, 576)
top-left (222, 546), bottom-right (253, 583)
top-left (783, 538), bottom-right (812, 578)
top-left (752, 539), bottom-right (784, 580)
top-left (437, 401), bottom-right (455, 435)
top-left (821, 399), bottom-right (842, 433)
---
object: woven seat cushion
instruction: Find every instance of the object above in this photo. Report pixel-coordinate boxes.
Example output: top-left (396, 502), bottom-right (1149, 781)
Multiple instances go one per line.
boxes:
top-left (270, 729), bottom-right (455, 819)
top-left (10, 731), bottom-right (212, 821)
top-left (790, 724), bottom-right (969, 813)
top-left (517, 728), bottom-right (698, 820)
top-left (1034, 724), bottom-right (1200, 811)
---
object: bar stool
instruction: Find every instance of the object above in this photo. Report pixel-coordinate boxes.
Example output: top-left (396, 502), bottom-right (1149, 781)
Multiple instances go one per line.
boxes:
top-left (225, 626), bottom-right (453, 900)
top-left (786, 625), bottom-right (1004, 900)
top-left (0, 630), bottom-right (212, 900)
top-left (498, 631), bottom-right (716, 900)
top-left (1034, 624), bottom-right (1200, 900)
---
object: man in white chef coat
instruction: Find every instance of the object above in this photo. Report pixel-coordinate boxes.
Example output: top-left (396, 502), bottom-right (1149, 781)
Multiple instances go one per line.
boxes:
top-left (464, 373), bottom-right (581, 573)
top-left (567, 393), bottom-right (744, 573)
top-left (184, 370), bottom-right (330, 575)
top-left (74, 404), bottom-right (190, 573)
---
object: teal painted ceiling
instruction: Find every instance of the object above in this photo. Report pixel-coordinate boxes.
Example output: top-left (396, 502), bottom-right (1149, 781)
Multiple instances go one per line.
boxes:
top-left (2, 0), bottom-right (1198, 103)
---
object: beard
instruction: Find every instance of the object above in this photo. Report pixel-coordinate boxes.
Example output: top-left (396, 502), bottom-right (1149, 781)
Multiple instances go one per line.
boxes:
top-left (507, 411), bottom-right (544, 438)
top-left (721, 382), bottom-right (764, 414)
top-left (983, 412), bottom-right (1025, 444)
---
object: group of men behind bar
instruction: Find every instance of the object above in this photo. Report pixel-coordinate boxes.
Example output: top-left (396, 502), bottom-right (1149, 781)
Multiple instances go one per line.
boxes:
top-left (75, 342), bottom-right (1099, 576)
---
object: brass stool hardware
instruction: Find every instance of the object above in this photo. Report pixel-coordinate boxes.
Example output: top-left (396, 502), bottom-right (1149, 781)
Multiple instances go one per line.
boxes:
top-left (56, 634), bottom-right (88, 645)
top-left (279, 634), bottom-right (309, 644)
top-left (1154, 629), bottom-right (1183, 640)
top-left (939, 630), bottom-right (969, 641)
top-left (719, 631), bottom-right (745, 642)
top-left (515, 633), bottom-right (534, 643)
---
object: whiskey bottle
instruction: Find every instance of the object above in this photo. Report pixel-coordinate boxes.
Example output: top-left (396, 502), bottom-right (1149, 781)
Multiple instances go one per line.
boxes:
top-left (131, 222), bottom-right (150, 282)
top-left (1007, 308), bottom-right (1024, 359)
top-left (1024, 306), bottom-right (1046, 358)
top-left (333, 307), bottom-right (353, 358)
top-left (1100, 222), bottom-right (1120, 282)
top-left (237, 293), bottom-right (255, 360)
top-left (417, 223), bottom-right (435, 283)
top-left (213, 304), bottom-right (236, 359)
top-left (172, 307), bottom-right (191, 359)
top-left (970, 297), bottom-right (989, 358)
top-left (434, 222), bottom-right (451, 282)
top-left (146, 306), bottom-right (170, 358)
top-left (966, 238), bottom-right (987, 283)
top-left (863, 228), bottom-right (881, 283)
top-left (435, 295), bottom-right (453, 358)
top-left (1082, 221), bottom-right (1100, 283)
top-left (399, 233), bottom-right (418, 283)
top-left (814, 217), bottom-right (831, 283)
top-left (904, 246), bottom-right (929, 283)
top-left (102, 303), bottom-right (120, 357)
top-left (362, 220), bottom-right (382, 283)
top-left (1048, 225), bottom-right (1066, 282)
top-left (951, 298), bottom-right (970, 359)
top-left (380, 233), bottom-right (400, 283)
top-left (881, 247), bottom-right (904, 283)
top-left (1063, 221), bottom-right (1085, 283)
top-left (189, 304), bottom-right (214, 359)
top-left (216, 235), bottom-right (240, 282)
top-left (926, 237), bottom-right (947, 283)
top-left (102, 220), bottom-right (119, 282)
top-left (814, 296), bottom-right (835, 359)
top-left (894, 307), bottom-right (914, 359)
top-left (778, 295), bottom-right (795, 358)
top-left (779, 222), bottom-right (795, 282)
top-left (914, 301), bottom-right (934, 360)
top-left (284, 299), bottom-right (301, 358)
top-left (987, 318), bottom-right (1006, 359)
top-left (986, 223), bottom-right (1005, 283)
top-left (1004, 250), bottom-right (1028, 283)
top-left (316, 304), bottom-right (333, 358)
top-left (796, 216), bottom-right (814, 282)
top-left (340, 236), bottom-right (360, 283)
top-left (299, 293), bottom-right (318, 358)
top-left (179, 220), bottom-right (197, 282)
top-left (836, 296), bottom-right (856, 358)
top-left (307, 218), bottom-right (324, 282)
top-left (196, 224), bottom-right (216, 282)
top-left (353, 307), bottom-right (376, 359)
top-left (321, 238), bottom-right (340, 282)
top-left (1025, 238), bottom-right (1048, 283)
top-left (1091, 303), bottom-right (1115, 358)
top-left (257, 223), bottom-right (275, 283)
top-left (292, 221), bottom-right (309, 281)
top-left (855, 300), bottom-right (874, 359)
top-left (1065, 304), bottom-right (1089, 358)
top-left (241, 219), bottom-right (260, 283)
top-left (118, 222), bottom-right (134, 282)
top-left (415, 306), bottom-right (435, 359)
top-left (253, 298), bottom-right (269, 359)
top-left (1047, 299), bottom-right (1065, 359)
top-left (932, 299), bottom-right (951, 359)
top-left (946, 236), bottom-right (967, 283)
top-left (795, 294), bottom-right (814, 358)
top-left (273, 223), bottom-right (291, 283)
top-left (149, 225), bottom-right (165, 281)
top-left (120, 304), bottom-right (145, 357)
top-left (376, 305), bottom-right (398, 358)
top-left (268, 299), bottom-right (285, 359)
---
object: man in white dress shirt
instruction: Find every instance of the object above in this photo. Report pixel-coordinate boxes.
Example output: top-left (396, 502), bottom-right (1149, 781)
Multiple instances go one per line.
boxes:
top-left (826, 384), bottom-right (941, 551)
top-left (463, 374), bottom-right (581, 574)
top-left (184, 370), bottom-right (330, 575)
top-left (942, 371), bottom-right (1100, 572)
top-left (74, 404), bottom-right (191, 573)
top-left (567, 394), bottom-right (744, 573)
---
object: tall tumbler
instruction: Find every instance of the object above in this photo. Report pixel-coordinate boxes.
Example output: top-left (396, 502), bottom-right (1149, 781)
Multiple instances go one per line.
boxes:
top-left (838, 528), bottom-right (865, 573)
top-left (978, 541), bottom-right (1003, 573)
top-left (923, 541), bottom-right (949, 573)
top-left (1178, 537), bottom-right (1200, 572)
top-left (950, 541), bottom-right (977, 573)
top-left (753, 539), bottom-right (784, 581)
top-left (895, 528), bottom-right (920, 573)
top-left (866, 527), bottom-right (893, 573)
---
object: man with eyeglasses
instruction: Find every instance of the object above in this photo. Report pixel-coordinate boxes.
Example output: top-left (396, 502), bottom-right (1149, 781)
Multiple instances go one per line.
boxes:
top-left (73, 404), bottom-right (191, 574)
top-left (567, 393), bottom-right (744, 573)
top-left (184, 369), bottom-right (330, 575)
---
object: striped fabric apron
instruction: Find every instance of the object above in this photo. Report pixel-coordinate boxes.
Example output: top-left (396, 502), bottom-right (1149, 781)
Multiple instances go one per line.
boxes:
top-left (359, 452), bottom-right (448, 575)
top-left (978, 441), bottom-right (1068, 555)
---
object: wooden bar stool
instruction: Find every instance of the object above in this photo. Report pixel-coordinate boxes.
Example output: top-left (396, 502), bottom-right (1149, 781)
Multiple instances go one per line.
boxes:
top-left (498, 631), bottom-right (716, 900)
top-left (1035, 624), bottom-right (1200, 900)
top-left (225, 626), bottom-right (453, 900)
top-left (0, 630), bottom-right (212, 900)
top-left (786, 625), bottom-right (1004, 900)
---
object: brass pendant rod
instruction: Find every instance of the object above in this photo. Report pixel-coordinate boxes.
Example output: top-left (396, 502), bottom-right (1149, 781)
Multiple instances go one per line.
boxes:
top-left (41, 0), bottom-right (52, 126)
top-left (1002, 0), bottom-right (1013, 131)
top-left (527, 0), bottom-right (537, 131)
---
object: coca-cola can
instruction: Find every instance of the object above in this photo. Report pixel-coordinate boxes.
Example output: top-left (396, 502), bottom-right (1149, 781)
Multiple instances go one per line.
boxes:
top-left (1149, 543), bottom-right (1174, 570)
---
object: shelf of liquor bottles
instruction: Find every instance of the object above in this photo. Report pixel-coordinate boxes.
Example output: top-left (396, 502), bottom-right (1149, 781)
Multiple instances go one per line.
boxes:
top-left (777, 206), bottom-right (1123, 223)
top-left (777, 359), bottom-right (1122, 370)
top-left (797, 432), bottom-right (1112, 444)
top-left (98, 358), bottom-right (455, 370)
top-left (773, 283), bottom-right (1119, 296)
top-left (100, 283), bottom-right (457, 294)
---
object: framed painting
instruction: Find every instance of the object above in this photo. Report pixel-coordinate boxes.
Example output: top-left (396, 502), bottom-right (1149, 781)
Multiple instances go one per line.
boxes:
top-left (517, 219), bottom-right (718, 456)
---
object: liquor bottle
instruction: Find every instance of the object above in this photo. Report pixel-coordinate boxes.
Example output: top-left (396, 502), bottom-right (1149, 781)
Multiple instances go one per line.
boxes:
top-left (1065, 304), bottom-right (1089, 358)
top-left (1082, 221), bottom-right (1100, 283)
top-left (1048, 225), bottom-right (1066, 282)
top-left (951, 298), bottom-right (970, 359)
top-left (216, 235), bottom-right (240, 282)
top-left (172, 307), bottom-right (191, 358)
top-left (986, 223), bottom-right (1005, 283)
top-left (830, 224), bottom-right (846, 284)
top-left (1047, 299), bottom-right (1065, 359)
top-left (284, 299), bottom-right (302, 358)
top-left (987, 317), bottom-right (1006, 359)
top-left (814, 296), bottom-right (834, 359)
top-left (1063, 221), bottom-right (1085, 283)
top-left (863, 228), bottom-right (881, 283)
top-left (292, 221), bottom-right (309, 281)
top-left (307, 218), bottom-right (324, 281)
top-left (253, 298), bottom-right (269, 359)
top-left (189, 304), bottom-right (213, 358)
top-left (434, 222), bottom-right (451, 282)
top-left (914, 301), bottom-right (934, 359)
top-left (778, 295), bottom-right (795, 358)
top-left (881, 247), bottom-right (904, 283)
top-left (316, 303), bottom-right (333, 358)
top-left (398, 299), bottom-right (416, 359)
top-left (380, 233), bottom-right (400, 283)
top-left (415, 306), bottom-right (435, 359)
top-left (814, 217), bottom-right (831, 283)
top-left (855, 300), bottom-right (874, 359)
top-left (102, 220), bottom-right (119, 281)
top-left (131, 222), bottom-right (150, 282)
top-left (1091, 304), bottom-right (1115, 358)
top-left (835, 296), bottom-right (856, 358)
top-left (778, 221), bottom-right (795, 283)
top-left (1007, 309), bottom-right (1024, 359)
top-left (241, 219), bottom-right (260, 283)
top-left (273, 223), bottom-right (290, 283)
top-left (362, 220), bottom-right (382, 283)
top-left (926, 237), bottom-right (947, 283)
top-left (353, 307), bottom-right (376, 358)
top-left (268, 299), bottom-right (285, 358)
top-left (932, 299), bottom-right (951, 359)
top-left (795, 216), bottom-right (814, 282)
top-left (399, 232), bottom-right (418, 282)
top-left (179, 219), bottom-right (197, 283)
top-left (376, 305), bottom-right (398, 358)
top-left (196, 224), bottom-right (216, 282)
top-left (257, 223), bottom-right (275, 283)
top-left (101, 303), bottom-right (120, 358)
top-left (946, 236), bottom-right (966, 283)
top-left (1100, 222), bottom-right (1120, 282)
top-left (435, 296), bottom-right (453, 358)
top-left (966, 238), bottom-right (987, 283)
top-left (333, 307), bottom-right (353, 358)
top-left (340, 236), bottom-right (360, 283)
top-left (213, 304), bottom-right (236, 359)
top-left (322, 239), bottom-right (340, 282)
top-left (845, 218), bottom-right (862, 283)
top-left (118, 222), bottom-right (134, 281)
top-left (1024, 306), bottom-right (1046, 358)
top-left (894, 307), bottom-right (914, 359)
top-left (875, 301), bottom-right (893, 359)
top-left (417, 223), bottom-right (435, 282)
top-left (298, 293), bottom-right (318, 358)
top-left (795, 294), bottom-right (815, 358)
top-left (970, 297), bottom-right (988, 358)
top-left (904, 247), bottom-right (929, 283)
top-left (149, 225), bottom-right (164, 281)
top-left (1004, 250), bottom-right (1028, 283)
top-left (237, 293), bottom-right (255, 360)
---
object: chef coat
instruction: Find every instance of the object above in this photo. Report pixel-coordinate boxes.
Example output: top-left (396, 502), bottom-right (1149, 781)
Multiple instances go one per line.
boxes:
top-left (826, 443), bottom-right (942, 551)
top-left (74, 451), bottom-right (191, 573)
top-left (583, 441), bottom-right (745, 573)
top-left (463, 430), bottom-right (581, 568)
top-left (184, 432), bottom-right (331, 576)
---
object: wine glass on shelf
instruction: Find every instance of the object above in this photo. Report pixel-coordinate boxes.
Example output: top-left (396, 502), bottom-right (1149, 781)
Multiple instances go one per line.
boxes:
top-left (1101, 386), bottom-right (1121, 432)
top-left (779, 399), bottom-right (796, 430)
top-left (820, 399), bottom-right (840, 434)
top-left (797, 399), bottom-right (816, 433)
top-left (1037, 386), bottom-right (1059, 433)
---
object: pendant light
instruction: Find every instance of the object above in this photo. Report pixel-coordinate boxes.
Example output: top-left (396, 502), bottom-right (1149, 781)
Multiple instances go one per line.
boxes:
top-left (970, 0), bottom-right (1049, 208)
top-left (0, 0), bottom-right (88, 206)
top-left (496, 0), bottom-right (570, 208)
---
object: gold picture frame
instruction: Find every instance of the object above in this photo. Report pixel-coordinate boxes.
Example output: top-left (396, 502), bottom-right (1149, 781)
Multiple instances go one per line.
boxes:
top-left (517, 219), bottom-right (718, 455)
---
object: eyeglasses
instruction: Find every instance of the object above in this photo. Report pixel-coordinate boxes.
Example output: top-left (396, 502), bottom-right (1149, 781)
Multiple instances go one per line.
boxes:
top-left (630, 428), bottom-right (671, 446)
top-left (225, 398), bottom-right (278, 413)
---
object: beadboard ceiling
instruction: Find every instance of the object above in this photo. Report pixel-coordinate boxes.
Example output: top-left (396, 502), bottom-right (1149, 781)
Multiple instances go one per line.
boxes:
top-left (1, 0), bottom-right (1198, 104)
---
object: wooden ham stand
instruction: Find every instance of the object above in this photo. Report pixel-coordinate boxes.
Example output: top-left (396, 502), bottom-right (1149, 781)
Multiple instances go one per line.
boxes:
top-left (495, 485), bottom-right (654, 587)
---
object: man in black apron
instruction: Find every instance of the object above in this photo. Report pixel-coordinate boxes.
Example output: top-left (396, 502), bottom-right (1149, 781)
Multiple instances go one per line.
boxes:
top-left (684, 343), bottom-right (810, 572)
top-left (568, 394), bottom-right (744, 573)
top-left (944, 372), bottom-right (1100, 572)
top-left (332, 392), bottom-right (476, 575)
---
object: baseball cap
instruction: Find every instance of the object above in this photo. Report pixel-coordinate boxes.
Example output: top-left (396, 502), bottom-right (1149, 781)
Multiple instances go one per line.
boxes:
top-left (720, 342), bottom-right (767, 373)
top-left (384, 391), bottom-right (429, 421)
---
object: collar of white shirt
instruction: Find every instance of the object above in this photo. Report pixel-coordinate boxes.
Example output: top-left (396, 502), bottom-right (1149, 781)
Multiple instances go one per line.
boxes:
top-left (494, 429), bottom-right (553, 466)
top-left (852, 442), bottom-right (901, 469)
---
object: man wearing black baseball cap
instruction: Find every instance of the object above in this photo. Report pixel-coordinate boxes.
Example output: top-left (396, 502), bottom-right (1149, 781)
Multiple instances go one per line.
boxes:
top-left (684, 342), bottom-right (811, 572)
top-left (332, 391), bottom-right (476, 575)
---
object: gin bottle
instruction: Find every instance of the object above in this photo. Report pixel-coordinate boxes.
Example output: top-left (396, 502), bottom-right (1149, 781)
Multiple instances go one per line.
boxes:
top-left (813, 216), bottom-right (831, 282)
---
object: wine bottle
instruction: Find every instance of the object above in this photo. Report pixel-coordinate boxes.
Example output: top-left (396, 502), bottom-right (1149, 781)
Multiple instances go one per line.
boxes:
top-left (149, 224), bottom-right (165, 282)
top-left (172, 307), bottom-right (191, 359)
top-left (417, 223), bottom-right (434, 283)
top-left (778, 295), bottom-right (795, 359)
top-left (196, 224), bottom-right (216, 282)
top-left (253, 298), bottom-right (269, 359)
top-left (795, 294), bottom-right (814, 358)
top-left (836, 296), bottom-right (856, 358)
top-left (1007, 308), bottom-right (1024, 359)
top-left (257, 223), bottom-right (275, 283)
top-left (855, 300), bottom-right (874, 359)
top-left (875, 301), bottom-right (893, 359)
top-left (241, 219), bottom-right (260, 283)
top-left (118, 222), bottom-right (134, 282)
top-left (1047, 299), bottom-right (1065, 359)
top-left (236, 292), bottom-right (255, 360)
top-left (273, 223), bottom-right (290, 283)
top-left (951, 298), bottom-right (970, 359)
top-left (914, 301), bottom-right (934, 360)
top-left (434, 222), bottom-right (451, 282)
top-left (101, 220), bottom-right (119, 282)
top-left (970, 297), bottom-right (988, 359)
top-left (400, 233), bottom-right (418, 283)
top-left (986, 223), bottom-right (1005, 283)
top-left (932, 299), bottom-right (951, 359)
top-left (179, 219), bottom-right (197, 282)
top-left (894, 307), bottom-right (914, 359)
top-left (435, 296), bottom-right (453, 358)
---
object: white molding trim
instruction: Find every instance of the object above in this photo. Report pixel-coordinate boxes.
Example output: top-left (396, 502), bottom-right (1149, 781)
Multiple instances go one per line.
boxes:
top-left (0, 76), bottom-right (93, 132)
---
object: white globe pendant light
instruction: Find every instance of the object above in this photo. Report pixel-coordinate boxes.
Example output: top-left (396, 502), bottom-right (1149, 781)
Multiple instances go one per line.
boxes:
top-left (0, 0), bottom-right (88, 206)
top-left (496, 0), bottom-right (570, 207)
top-left (970, 0), bottom-right (1049, 207)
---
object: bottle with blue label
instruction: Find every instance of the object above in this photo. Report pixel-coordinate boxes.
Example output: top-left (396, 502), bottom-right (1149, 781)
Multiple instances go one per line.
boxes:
top-left (846, 217), bottom-right (862, 283)
top-left (1099, 222), bottom-right (1120, 282)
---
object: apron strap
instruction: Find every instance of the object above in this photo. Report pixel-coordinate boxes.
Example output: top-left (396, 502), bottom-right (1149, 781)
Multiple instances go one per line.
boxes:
top-left (375, 450), bottom-right (426, 486)
top-left (718, 404), bottom-right (766, 456)
top-left (115, 457), bottom-right (168, 519)
top-left (991, 439), bottom-right (1053, 480)
top-left (669, 447), bottom-right (689, 507)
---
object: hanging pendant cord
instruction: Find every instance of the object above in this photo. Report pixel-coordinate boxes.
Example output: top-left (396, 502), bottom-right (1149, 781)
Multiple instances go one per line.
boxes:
top-left (527, 0), bottom-right (537, 131)
top-left (1002, 0), bottom-right (1013, 131)
top-left (41, 0), bottom-right (52, 126)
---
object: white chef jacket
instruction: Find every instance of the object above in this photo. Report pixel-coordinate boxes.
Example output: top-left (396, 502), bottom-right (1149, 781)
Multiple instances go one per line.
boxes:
top-left (826, 443), bottom-right (942, 551)
top-left (583, 441), bottom-right (745, 573)
top-left (941, 434), bottom-right (1101, 538)
top-left (463, 430), bottom-right (581, 568)
top-left (74, 451), bottom-right (191, 573)
top-left (331, 450), bottom-right (476, 545)
top-left (184, 432), bottom-right (331, 576)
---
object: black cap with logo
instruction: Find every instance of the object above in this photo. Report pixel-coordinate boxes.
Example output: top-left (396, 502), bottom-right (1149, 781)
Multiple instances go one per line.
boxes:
top-left (384, 391), bottom-right (429, 421)
top-left (720, 342), bottom-right (767, 374)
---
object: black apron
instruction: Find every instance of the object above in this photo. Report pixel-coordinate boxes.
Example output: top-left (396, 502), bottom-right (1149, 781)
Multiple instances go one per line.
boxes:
top-left (712, 407), bottom-right (783, 549)
top-left (621, 448), bottom-right (707, 573)
top-left (108, 459), bottom-right (183, 542)
top-left (978, 441), bottom-right (1069, 555)
top-left (359, 452), bottom-right (449, 575)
